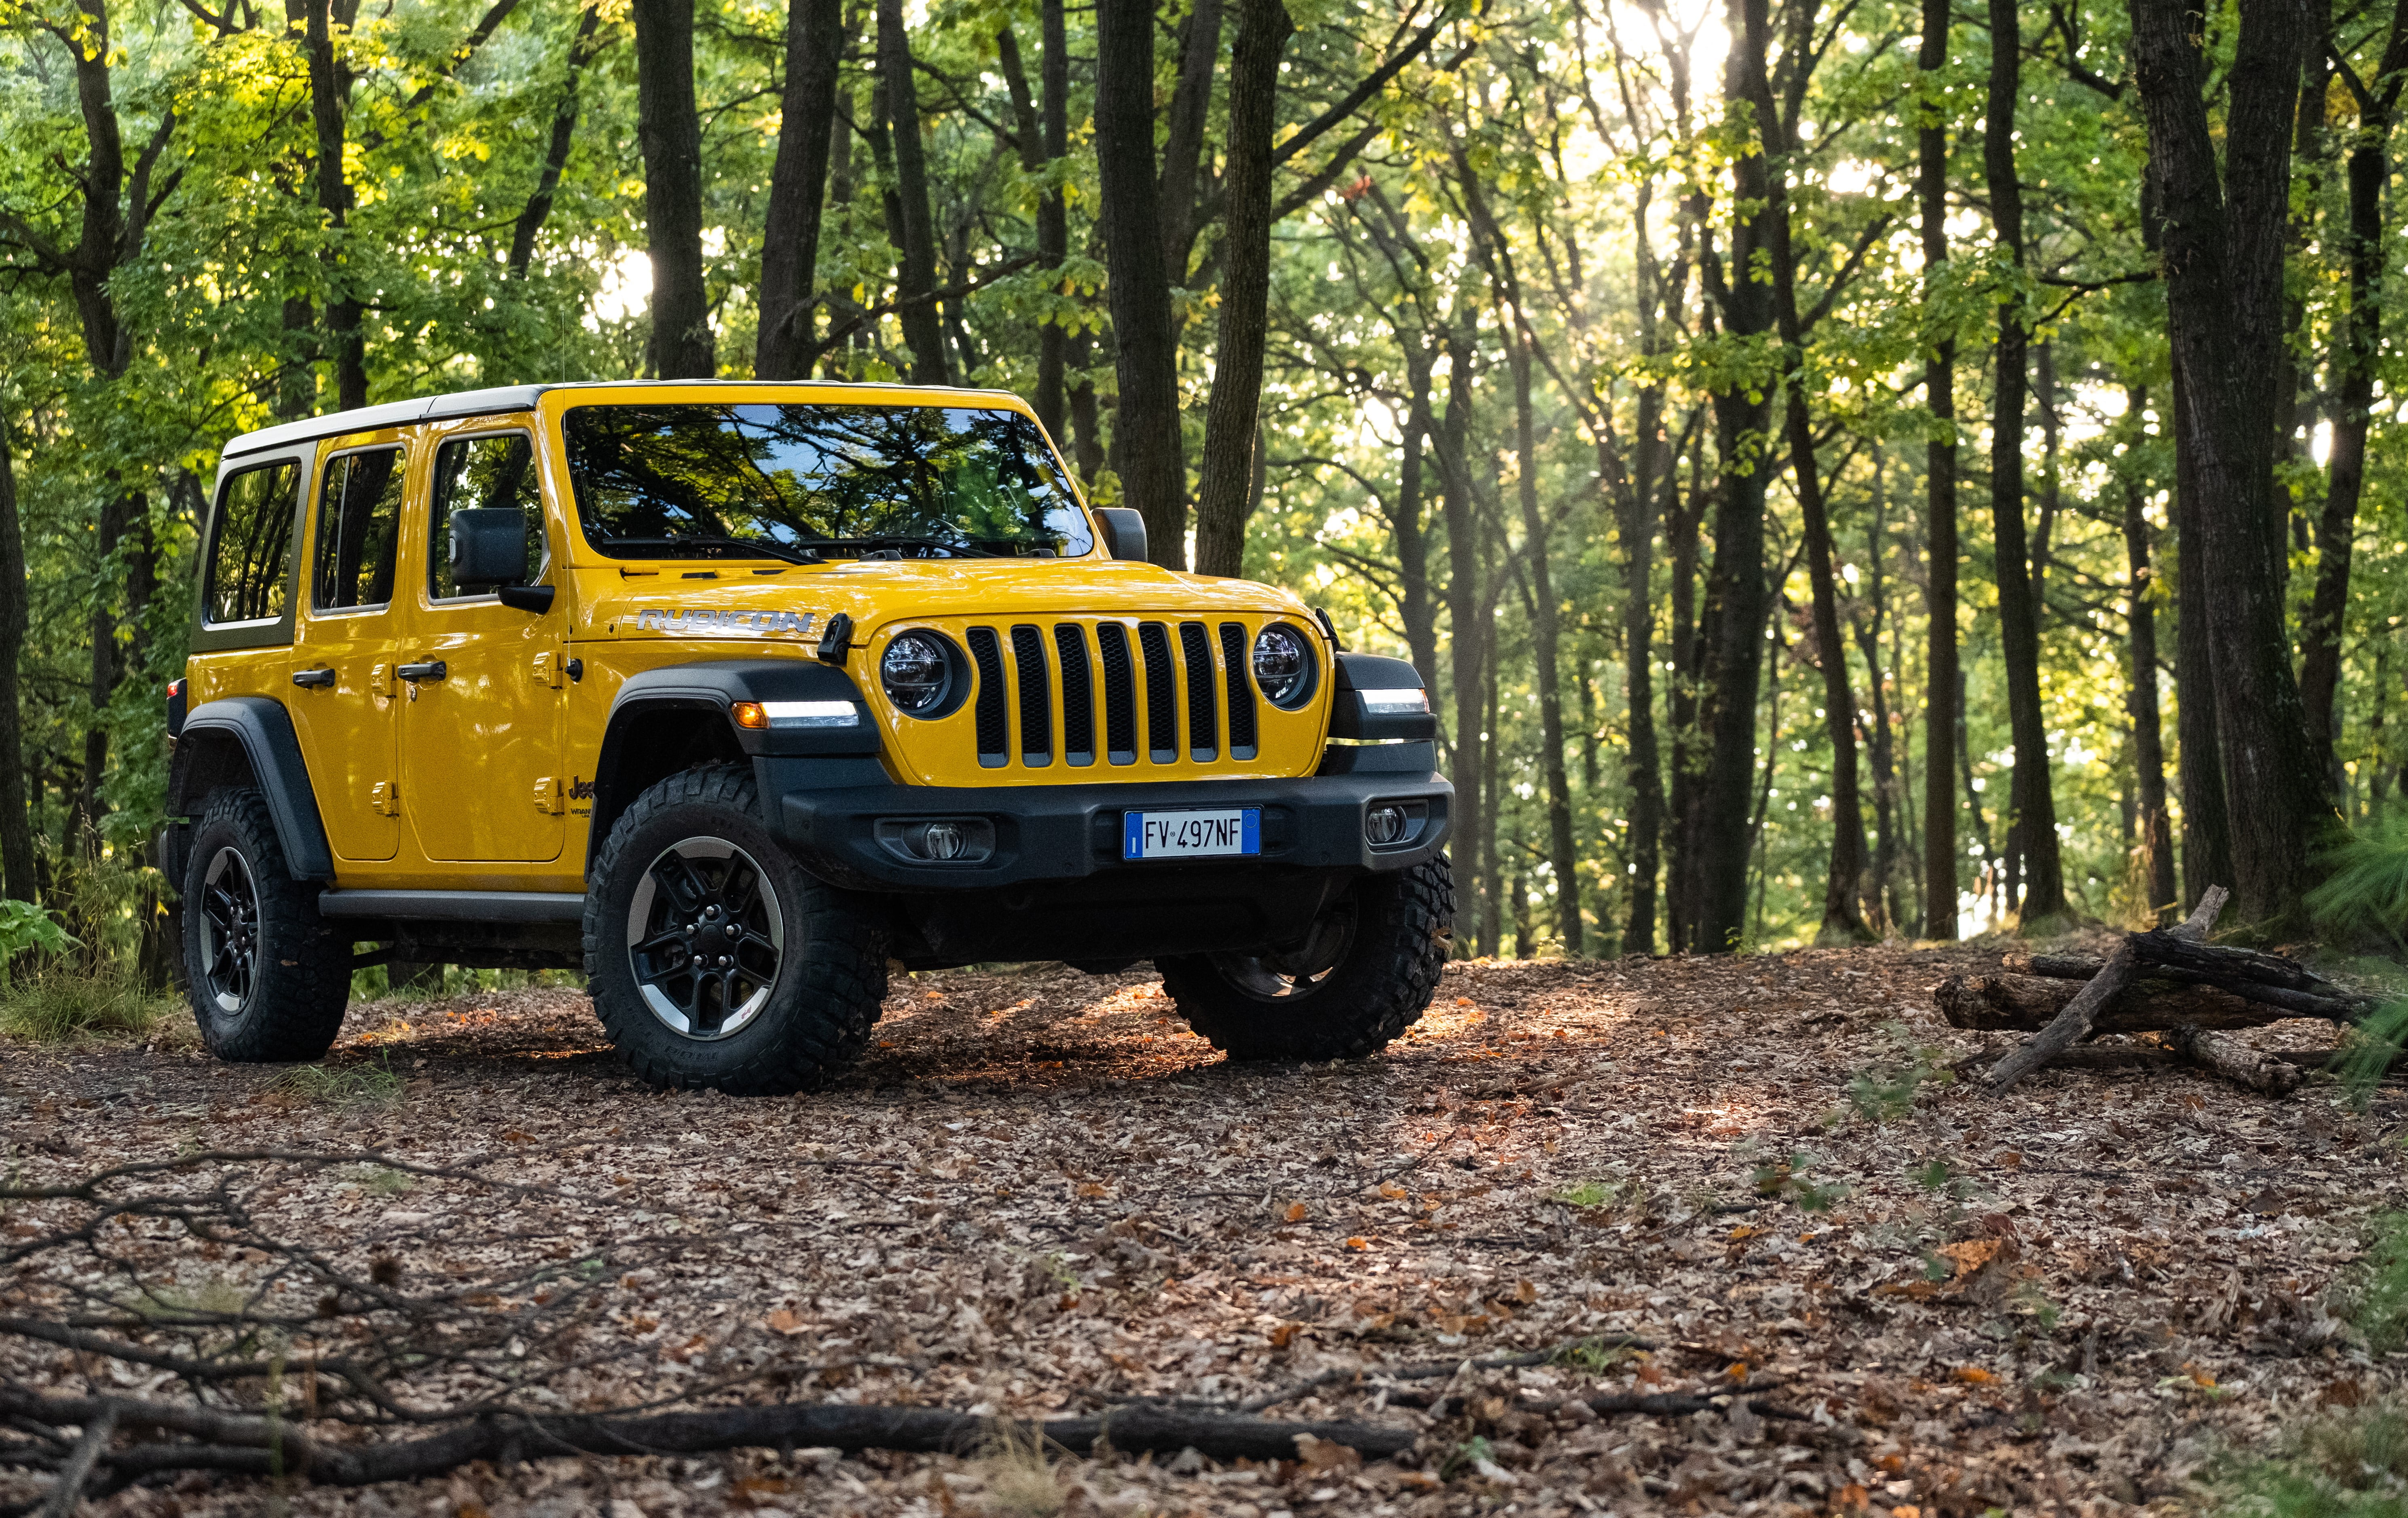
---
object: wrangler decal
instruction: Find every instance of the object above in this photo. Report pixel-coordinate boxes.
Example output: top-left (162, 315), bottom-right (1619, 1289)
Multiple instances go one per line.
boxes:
top-left (632, 607), bottom-right (819, 638)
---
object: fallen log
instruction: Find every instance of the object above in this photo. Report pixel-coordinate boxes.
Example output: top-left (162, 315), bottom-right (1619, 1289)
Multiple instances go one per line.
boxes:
top-left (2022, 953), bottom-right (2370, 1022)
top-left (1987, 887), bottom-right (2226, 1093)
top-left (1937, 972), bottom-right (2283, 1032)
top-left (2167, 1023), bottom-right (2303, 1096)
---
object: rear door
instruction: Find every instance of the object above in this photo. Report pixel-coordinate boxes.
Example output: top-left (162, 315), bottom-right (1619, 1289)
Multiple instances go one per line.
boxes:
top-left (287, 439), bottom-right (408, 863)
top-left (396, 421), bottom-right (568, 864)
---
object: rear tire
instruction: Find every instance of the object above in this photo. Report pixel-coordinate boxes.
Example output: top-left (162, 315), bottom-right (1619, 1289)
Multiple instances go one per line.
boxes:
top-left (1158, 855), bottom-right (1453, 1061)
top-left (584, 764), bottom-right (887, 1095)
top-left (182, 788), bottom-right (351, 1062)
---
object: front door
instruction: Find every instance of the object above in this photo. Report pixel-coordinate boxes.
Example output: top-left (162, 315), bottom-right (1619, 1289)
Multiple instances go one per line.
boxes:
top-left (397, 424), bottom-right (569, 864)
top-left (288, 441), bottom-right (407, 863)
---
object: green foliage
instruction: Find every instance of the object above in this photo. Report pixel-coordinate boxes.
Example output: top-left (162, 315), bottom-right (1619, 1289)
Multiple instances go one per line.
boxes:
top-left (0, 897), bottom-right (75, 975)
top-left (0, 969), bottom-right (176, 1042)
top-left (2209, 1408), bottom-right (2408, 1518)
top-left (1843, 1025), bottom-right (1958, 1123)
top-left (2352, 1213), bottom-right (2408, 1355)
top-left (273, 1059), bottom-right (404, 1111)
top-left (1750, 1150), bottom-right (1850, 1212)
top-left (2309, 818), bottom-right (2408, 949)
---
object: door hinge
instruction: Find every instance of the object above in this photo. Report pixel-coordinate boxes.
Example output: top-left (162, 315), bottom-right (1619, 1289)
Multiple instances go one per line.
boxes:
top-left (533, 651), bottom-right (563, 689)
top-left (533, 776), bottom-right (564, 815)
top-left (370, 781), bottom-right (400, 817)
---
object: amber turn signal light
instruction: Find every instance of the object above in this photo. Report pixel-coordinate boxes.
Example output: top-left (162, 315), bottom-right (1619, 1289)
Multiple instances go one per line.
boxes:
top-left (730, 700), bottom-right (768, 729)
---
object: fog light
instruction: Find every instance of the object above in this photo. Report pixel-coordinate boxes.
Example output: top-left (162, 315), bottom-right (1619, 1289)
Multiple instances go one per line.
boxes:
top-left (1366, 804), bottom-right (1407, 846)
top-left (873, 817), bottom-right (997, 864)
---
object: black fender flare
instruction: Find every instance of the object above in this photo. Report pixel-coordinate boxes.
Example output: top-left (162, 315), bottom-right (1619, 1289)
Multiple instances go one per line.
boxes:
top-left (168, 696), bottom-right (336, 882)
top-left (589, 660), bottom-right (880, 870)
top-left (1328, 651), bottom-right (1438, 742)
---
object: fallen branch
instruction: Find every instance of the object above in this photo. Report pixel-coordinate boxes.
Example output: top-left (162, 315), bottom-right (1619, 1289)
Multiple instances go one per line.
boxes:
top-left (1987, 886), bottom-right (2226, 1093)
top-left (0, 1387), bottom-right (1416, 1493)
top-left (2167, 1023), bottom-right (2303, 1096)
top-left (1235, 1334), bottom-right (1655, 1413)
top-left (1937, 972), bottom-right (2290, 1032)
top-left (2022, 953), bottom-right (2372, 1021)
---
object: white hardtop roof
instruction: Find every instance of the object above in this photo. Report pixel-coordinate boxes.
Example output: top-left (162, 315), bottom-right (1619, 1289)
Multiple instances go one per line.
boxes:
top-left (217, 378), bottom-right (1027, 462)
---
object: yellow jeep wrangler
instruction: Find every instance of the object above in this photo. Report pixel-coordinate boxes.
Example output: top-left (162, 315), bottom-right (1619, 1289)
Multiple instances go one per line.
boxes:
top-left (165, 381), bottom-right (1454, 1094)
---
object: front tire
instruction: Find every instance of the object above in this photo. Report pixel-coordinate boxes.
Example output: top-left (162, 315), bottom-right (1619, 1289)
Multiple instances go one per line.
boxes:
top-left (182, 788), bottom-right (351, 1061)
top-left (584, 764), bottom-right (887, 1095)
top-left (1158, 855), bottom-right (1453, 1061)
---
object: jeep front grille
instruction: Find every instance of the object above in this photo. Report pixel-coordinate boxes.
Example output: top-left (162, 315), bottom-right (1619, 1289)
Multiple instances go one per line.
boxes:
top-left (939, 617), bottom-right (1276, 777)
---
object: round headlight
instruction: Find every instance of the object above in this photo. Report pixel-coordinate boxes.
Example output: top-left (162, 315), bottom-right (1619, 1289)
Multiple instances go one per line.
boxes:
top-left (881, 631), bottom-right (952, 715)
top-left (1252, 623), bottom-right (1315, 708)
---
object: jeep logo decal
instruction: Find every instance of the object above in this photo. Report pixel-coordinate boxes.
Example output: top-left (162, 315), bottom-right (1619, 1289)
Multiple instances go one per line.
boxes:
top-left (632, 607), bottom-right (819, 638)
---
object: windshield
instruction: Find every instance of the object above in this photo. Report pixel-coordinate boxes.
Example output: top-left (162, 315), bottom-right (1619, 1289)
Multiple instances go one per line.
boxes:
top-left (562, 403), bottom-right (1092, 560)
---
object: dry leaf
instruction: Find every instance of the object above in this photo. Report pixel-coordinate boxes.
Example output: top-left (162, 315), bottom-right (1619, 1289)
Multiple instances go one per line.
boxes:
top-left (765, 1309), bottom-right (803, 1336)
top-left (1283, 1201), bottom-right (1309, 1223)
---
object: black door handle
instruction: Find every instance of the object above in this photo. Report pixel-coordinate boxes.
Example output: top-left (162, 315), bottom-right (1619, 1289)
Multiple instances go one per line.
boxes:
top-left (396, 661), bottom-right (447, 682)
top-left (292, 668), bottom-right (336, 689)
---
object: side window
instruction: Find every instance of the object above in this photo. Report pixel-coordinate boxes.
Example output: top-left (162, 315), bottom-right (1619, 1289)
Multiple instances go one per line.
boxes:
top-left (312, 448), bottom-right (405, 612)
top-left (429, 433), bottom-right (547, 600)
top-left (202, 461), bottom-right (300, 625)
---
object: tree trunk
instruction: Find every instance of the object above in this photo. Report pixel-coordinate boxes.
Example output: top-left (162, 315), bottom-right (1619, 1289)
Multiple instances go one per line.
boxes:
top-left (1093, 0), bottom-right (1188, 568)
top-left (1764, 155), bottom-right (1871, 944)
top-left (1480, 608), bottom-right (1503, 954)
top-left (2121, 397), bottom-right (2179, 925)
top-left (2129, 0), bottom-right (2334, 931)
top-left (1621, 414), bottom-right (1664, 956)
top-left (1506, 325), bottom-right (1581, 954)
top-left (873, 0), bottom-right (947, 384)
top-left (1192, 0), bottom-right (1292, 579)
top-left (1666, 435), bottom-right (1705, 949)
top-left (1036, 0), bottom-right (1072, 441)
top-left (1856, 473), bottom-right (1903, 934)
top-left (0, 414), bottom-right (35, 904)
top-left (1394, 349), bottom-right (1441, 687)
top-left (2298, 105), bottom-right (2392, 785)
top-left (2169, 356), bottom-right (2233, 908)
top-left (632, 0), bottom-right (714, 378)
top-left (507, 5), bottom-right (605, 280)
top-left (1918, 0), bottom-right (1958, 941)
top-left (756, 0), bottom-right (844, 379)
top-left (1983, 0), bottom-right (2063, 924)
top-left (306, 0), bottom-right (366, 410)
top-left (1691, 0), bottom-right (1776, 953)
top-left (1154, 0), bottom-right (1226, 282)
top-left (1439, 329), bottom-right (1482, 952)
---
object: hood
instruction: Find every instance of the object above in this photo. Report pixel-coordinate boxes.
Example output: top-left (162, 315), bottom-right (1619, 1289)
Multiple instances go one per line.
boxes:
top-left (573, 558), bottom-right (1315, 645)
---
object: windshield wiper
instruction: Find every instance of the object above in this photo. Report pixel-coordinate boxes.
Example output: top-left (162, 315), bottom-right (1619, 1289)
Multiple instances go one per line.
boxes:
top-left (804, 535), bottom-right (1000, 559)
top-left (607, 535), bottom-right (822, 564)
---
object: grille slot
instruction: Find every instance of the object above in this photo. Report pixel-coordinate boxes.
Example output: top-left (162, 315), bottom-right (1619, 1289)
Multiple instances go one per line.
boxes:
top-left (1137, 622), bottom-right (1178, 763)
top-left (966, 626), bottom-right (1008, 767)
top-left (1219, 622), bottom-right (1258, 759)
top-left (1097, 622), bottom-right (1137, 764)
top-left (1055, 624), bottom-right (1095, 765)
top-left (1011, 624), bottom-right (1052, 765)
top-left (1179, 622), bottom-right (1218, 761)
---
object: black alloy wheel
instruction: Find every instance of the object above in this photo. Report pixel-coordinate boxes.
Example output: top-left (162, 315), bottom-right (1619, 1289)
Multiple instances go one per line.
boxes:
top-left (197, 845), bottom-right (262, 1015)
top-left (626, 837), bottom-right (786, 1040)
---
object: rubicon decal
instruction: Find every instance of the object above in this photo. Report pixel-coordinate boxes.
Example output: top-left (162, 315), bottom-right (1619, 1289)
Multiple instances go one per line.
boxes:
top-left (631, 607), bottom-right (820, 637)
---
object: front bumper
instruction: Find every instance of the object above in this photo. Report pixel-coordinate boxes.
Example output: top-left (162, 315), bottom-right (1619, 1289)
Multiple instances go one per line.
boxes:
top-left (756, 744), bottom-right (1451, 895)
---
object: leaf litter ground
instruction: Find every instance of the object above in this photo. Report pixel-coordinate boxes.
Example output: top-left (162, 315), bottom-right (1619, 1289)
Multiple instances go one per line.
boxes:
top-left (2, 942), bottom-right (2399, 1516)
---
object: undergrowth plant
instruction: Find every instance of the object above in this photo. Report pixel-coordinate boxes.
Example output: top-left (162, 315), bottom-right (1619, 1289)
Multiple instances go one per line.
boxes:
top-left (1840, 1024), bottom-right (1957, 1123)
top-left (274, 1060), bottom-right (404, 1111)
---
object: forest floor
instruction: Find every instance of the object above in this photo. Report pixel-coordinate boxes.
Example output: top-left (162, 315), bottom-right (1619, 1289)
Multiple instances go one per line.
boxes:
top-left (2, 939), bottom-right (2400, 1518)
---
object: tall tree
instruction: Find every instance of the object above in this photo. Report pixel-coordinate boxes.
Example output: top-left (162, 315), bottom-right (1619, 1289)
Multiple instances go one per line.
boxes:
top-left (0, 410), bottom-right (34, 905)
top-left (631, 0), bottom-right (714, 377)
top-left (304, 0), bottom-right (366, 411)
top-left (1983, 0), bottom-right (2064, 922)
top-left (1917, 0), bottom-right (1958, 940)
top-left (1092, 0), bottom-right (1188, 567)
top-left (2299, 0), bottom-right (2408, 782)
top-left (875, 0), bottom-right (947, 384)
top-left (2129, 0), bottom-right (2336, 928)
top-left (1192, 0), bottom-right (1293, 577)
top-left (2120, 394), bottom-right (2178, 923)
top-left (1688, 0), bottom-right (1776, 952)
top-left (755, 0), bottom-right (844, 380)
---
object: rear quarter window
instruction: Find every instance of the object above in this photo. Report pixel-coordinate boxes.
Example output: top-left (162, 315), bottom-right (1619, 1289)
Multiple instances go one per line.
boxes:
top-left (203, 461), bottom-right (301, 626)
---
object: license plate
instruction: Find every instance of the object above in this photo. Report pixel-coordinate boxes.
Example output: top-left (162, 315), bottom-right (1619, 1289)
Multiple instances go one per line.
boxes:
top-left (1123, 808), bottom-right (1261, 861)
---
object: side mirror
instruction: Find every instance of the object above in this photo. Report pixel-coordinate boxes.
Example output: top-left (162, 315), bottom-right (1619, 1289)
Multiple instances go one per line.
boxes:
top-left (452, 507), bottom-right (532, 589)
top-left (1094, 507), bottom-right (1147, 563)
